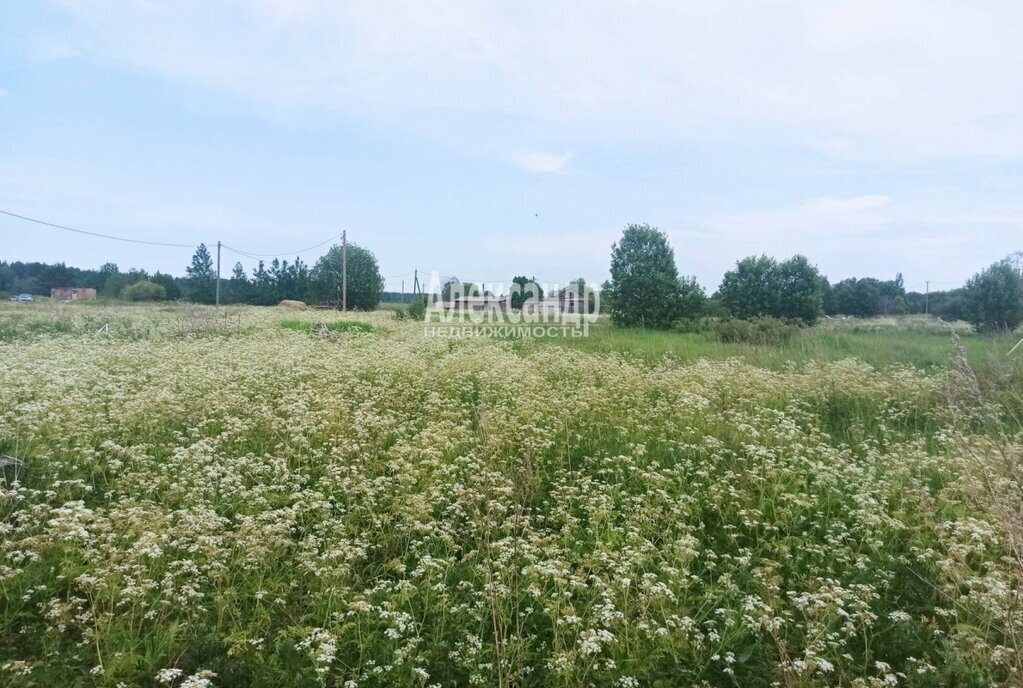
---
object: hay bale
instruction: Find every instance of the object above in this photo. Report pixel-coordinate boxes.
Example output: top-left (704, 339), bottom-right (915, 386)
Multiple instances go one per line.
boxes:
top-left (278, 300), bottom-right (307, 309)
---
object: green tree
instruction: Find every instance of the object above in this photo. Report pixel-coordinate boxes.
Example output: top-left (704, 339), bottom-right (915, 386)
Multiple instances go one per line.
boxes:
top-left (776, 255), bottom-right (826, 324)
top-left (608, 223), bottom-right (689, 328)
top-left (877, 273), bottom-right (906, 314)
top-left (510, 276), bottom-right (543, 309)
top-left (677, 275), bottom-right (707, 320)
top-left (308, 243), bottom-right (384, 309)
top-left (562, 277), bottom-right (602, 314)
top-left (250, 261), bottom-right (275, 305)
top-left (103, 273), bottom-right (131, 299)
top-left (186, 244), bottom-right (216, 304)
top-left (225, 262), bottom-right (250, 303)
top-left (599, 280), bottom-right (613, 314)
top-left (828, 275), bottom-right (904, 317)
top-left (441, 279), bottom-right (479, 301)
top-left (151, 272), bottom-right (181, 300)
top-left (718, 254), bottom-right (824, 324)
top-left (121, 280), bottom-right (167, 301)
top-left (717, 255), bottom-right (782, 320)
top-left (831, 277), bottom-right (882, 317)
top-left (37, 263), bottom-right (75, 292)
top-left (964, 260), bottom-right (1023, 331)
top-left (98, 262), bottom-right (119, 293)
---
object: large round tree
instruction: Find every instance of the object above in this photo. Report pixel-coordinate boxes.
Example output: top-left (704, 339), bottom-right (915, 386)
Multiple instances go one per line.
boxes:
top-left (309, 243), bottom-right (384, 309)
top-left (608, 223), bottom-right (698, 328)
top-left (964, 259), bottom-right (1023, 331)
top-left (718, 254), bottom-right (825, 324)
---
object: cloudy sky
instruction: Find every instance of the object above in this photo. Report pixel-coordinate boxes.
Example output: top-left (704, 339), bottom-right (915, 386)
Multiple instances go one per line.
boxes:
top-left (1, 1), bottom-right (1021, 293)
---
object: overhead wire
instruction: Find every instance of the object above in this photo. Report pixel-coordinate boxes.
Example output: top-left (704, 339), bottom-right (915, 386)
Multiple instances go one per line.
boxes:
top-left (0, 208), bottom-right (201, 248)
top-left (221, 232), bottom-right (342, 259)
top-left (2, 207), bottom-right (345, 260)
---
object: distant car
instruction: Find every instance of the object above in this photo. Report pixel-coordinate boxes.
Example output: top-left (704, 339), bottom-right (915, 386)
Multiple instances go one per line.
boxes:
top-left (17, 294), bottom-right (34, 302)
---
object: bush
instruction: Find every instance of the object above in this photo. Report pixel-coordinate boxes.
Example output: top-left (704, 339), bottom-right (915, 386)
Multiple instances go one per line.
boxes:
top-left (713, 316), bottom-right (798, 345)
top-left (121, 280), bottom-right (166, 301)
top-left (406, 295), bottom-right (427, 321)
top-left (672, 316), bottom-right (713, 334)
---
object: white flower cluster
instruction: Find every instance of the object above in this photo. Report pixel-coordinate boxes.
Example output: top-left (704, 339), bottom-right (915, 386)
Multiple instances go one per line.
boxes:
top-left (0, 303), bottom-right (1020, 686)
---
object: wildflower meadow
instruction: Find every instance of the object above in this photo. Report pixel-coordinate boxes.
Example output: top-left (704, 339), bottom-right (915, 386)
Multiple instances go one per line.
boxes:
top-left (1, 303), bottom-right (1021, 687)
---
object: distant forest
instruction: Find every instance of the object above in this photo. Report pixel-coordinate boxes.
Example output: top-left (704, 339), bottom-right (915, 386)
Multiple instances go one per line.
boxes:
top-left (0, 253), bottom-right (982, 321)
top-left (1, 242), bottom-right (386, 310)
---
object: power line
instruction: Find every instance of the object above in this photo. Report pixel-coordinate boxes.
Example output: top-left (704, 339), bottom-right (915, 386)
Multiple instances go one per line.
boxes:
top-left (221, 233), bottom-right (342, 259)
top-left (219, 245), bottom-right (264, 261)
top-left (1, 207), bottom-right (344, 259)
top-left (0, 208), bottom-right (201, 248)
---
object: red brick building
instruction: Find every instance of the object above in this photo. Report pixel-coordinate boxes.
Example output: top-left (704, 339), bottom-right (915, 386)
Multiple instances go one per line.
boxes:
top-left (51, 287), bottom-right (97, 301)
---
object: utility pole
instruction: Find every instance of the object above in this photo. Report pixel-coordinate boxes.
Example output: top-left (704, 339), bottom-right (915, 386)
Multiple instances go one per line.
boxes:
top-left (412, 269), bottom-right (419, 298)
top-left (401, 279), bottom-right (405, 304)
top-left (215, 240), bottom-right (221, 307)
top-left (925, 280), bottom-right (929, 315)
top-left (341, 230), bottom-right (347, 312)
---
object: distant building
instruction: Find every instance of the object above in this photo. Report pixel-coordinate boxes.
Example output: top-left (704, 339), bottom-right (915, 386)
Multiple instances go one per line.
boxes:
top-left (51, 287), bottom-right (97, 301)
top-left (522, 292), bottom-right (587, 315)
top-left (445, 295), bottom-right (508, 312)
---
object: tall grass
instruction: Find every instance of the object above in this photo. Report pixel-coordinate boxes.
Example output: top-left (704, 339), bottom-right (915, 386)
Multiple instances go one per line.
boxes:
top-left (0, 304), bottom-right (1021, 686)
top-left (542, 319), bottom-right (1018, 368)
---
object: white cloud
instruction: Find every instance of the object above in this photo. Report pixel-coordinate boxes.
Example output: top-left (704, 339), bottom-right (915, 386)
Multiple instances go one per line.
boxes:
top-left (707, 195), bottom-right (892, 236)
top-left (510, 151), bottom-right (571, 174)
top-left (42, 0), bottom-right (1023, 156)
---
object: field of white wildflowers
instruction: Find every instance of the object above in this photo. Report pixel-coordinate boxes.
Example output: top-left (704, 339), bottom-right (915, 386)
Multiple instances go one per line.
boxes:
top-left (1, 304), bottom-right (1020, 687)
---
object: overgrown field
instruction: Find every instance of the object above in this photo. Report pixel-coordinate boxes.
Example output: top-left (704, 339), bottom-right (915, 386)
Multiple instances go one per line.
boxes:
top-left (1, 303), bottom-right (1022, 687)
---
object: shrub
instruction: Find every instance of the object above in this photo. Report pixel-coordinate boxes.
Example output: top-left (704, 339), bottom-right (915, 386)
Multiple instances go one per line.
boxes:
top-left (121, 280), bottom-right (167, 301)
top-left (406, 295), bottom-right (427, 321)
top-left (327, 320), bottom-right (373, 333)
top-left (713, 316), bottom-right (798, 345)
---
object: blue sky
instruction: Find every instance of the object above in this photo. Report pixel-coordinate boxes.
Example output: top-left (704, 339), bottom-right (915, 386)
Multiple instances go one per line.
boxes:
top-left (1, 1), bottom-right (1021, 293)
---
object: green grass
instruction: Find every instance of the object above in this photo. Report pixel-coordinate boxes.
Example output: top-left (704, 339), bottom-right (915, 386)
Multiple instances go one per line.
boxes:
top-left (279, 318), bottom-right (374, 333)
top-left (539, 319), bottom-right (1018, 370)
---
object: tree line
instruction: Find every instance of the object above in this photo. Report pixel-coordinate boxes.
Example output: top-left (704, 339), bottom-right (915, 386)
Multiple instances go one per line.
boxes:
top-left (1, 242), bottom-right (386, 309)
top-left (604, 223), bottom-right (1023, 332)
top-left (5, 228), bottom-right (1020, 331)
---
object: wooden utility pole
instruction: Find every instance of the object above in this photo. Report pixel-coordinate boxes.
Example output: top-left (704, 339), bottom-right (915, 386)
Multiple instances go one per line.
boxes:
top-left (401, 279), bottom-right (405, 303)
top-left (215, 240), bottom-right (221, 307)
top-left (341, 230), bottom-right (347, 312)
top-left (925, 280), bottom-right (929, 315)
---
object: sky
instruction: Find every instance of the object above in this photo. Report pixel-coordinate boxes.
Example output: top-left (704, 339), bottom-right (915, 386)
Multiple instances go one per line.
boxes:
top-left (1, 1), bottom-right (1021, 294)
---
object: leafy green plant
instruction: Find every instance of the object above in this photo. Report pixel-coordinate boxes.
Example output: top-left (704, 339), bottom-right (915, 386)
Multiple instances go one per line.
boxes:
top-left (406, 295), bottom-right (427, 321)
top-left (712, 315), bottom-right (798, 345)
top-left (121, 280), bottom-right (167, 301)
